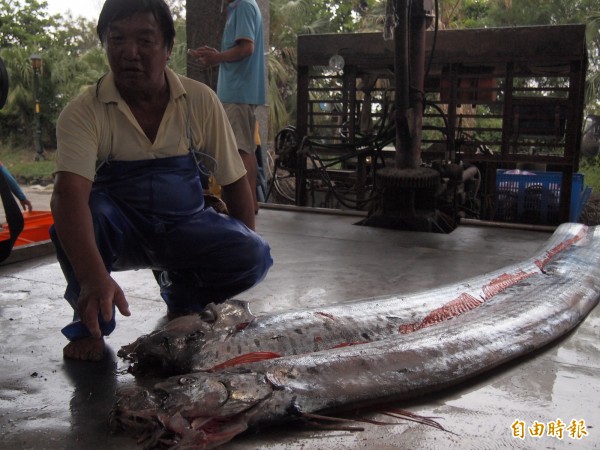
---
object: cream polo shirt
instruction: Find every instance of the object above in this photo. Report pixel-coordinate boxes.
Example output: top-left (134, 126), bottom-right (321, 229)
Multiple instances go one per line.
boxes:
top-left (55, 67), bottom-right (245, 186)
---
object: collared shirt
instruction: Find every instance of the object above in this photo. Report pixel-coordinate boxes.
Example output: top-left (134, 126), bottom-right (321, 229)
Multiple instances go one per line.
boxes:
top-left (55, 67), bottom-right (245, 186)
top-left (217, 0), bottom-right (266, 105)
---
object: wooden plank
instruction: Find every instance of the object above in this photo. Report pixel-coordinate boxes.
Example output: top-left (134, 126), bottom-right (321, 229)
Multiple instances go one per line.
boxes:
top-left (298, 25), bottom-right (587, 74)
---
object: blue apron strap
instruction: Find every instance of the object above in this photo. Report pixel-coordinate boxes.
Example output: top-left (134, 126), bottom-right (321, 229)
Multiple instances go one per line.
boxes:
top-left (95, 75), bottom-right (115, 174)
top-left (0, 169), bottom-right (24, 263)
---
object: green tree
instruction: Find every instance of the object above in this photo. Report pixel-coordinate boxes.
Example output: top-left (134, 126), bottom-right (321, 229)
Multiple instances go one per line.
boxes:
top-left (479, 0), bottom-right (600, 114)
top-left (0, 0), bottom-right (188, 153)
top-left (5, 0), bottom-right (600, 155)
top-left (169, 3), bottom-right (188, 76)
top-left (0, 0), bottom-right (58, 49)
top-left (52, 14), bottom-right (100, 56)
top-left (0, 0), bottom-right (108, 151)
top-left (483, 0), bottom-right (580, 26)
top-left (0, 44), bottom-right (108, 149)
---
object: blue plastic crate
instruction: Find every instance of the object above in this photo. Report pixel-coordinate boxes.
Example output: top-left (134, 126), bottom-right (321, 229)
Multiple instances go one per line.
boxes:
top-left (495, 170), bottom-right (586, 225)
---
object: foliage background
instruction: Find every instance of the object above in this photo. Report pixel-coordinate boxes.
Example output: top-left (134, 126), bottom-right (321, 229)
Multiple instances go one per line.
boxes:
top-left (2, 0), bottom-right (600, 188)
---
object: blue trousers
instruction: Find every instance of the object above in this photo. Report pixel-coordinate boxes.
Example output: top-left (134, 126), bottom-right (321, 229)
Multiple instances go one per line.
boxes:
top-left (51, 154), bottom-right (272, 340)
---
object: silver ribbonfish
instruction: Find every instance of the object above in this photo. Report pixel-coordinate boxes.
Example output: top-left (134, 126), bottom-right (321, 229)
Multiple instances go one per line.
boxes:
top-left (111, 223), bottom-right (600, 449)
top-left (119, 223), bottom-right (588, 375)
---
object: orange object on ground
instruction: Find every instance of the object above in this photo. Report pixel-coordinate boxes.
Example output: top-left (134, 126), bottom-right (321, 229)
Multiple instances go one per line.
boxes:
top-left (0, 210), bottom-right (53, 247)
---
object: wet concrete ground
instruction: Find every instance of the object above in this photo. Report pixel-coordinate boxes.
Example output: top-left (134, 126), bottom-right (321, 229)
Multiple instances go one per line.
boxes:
top-left (1, 204), bottom-right (599, 449)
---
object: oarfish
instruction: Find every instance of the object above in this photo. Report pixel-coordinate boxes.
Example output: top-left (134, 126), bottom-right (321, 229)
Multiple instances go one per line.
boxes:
top-left (111, 224), bottom-right (600, 449)
top-left (118, 223), bottom-right (588, 375)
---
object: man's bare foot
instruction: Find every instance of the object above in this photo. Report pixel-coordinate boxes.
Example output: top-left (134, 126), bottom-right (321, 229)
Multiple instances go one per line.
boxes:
top-left (63, 337), bottom-right (105, 361)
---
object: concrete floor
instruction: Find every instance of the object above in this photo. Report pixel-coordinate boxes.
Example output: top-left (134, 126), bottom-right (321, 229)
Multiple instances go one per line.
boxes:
top-left (1, 205), bottom-right (599, 449)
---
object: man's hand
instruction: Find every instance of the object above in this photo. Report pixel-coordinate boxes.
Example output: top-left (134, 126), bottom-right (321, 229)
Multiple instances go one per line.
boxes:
top-left (77, 274), bottom-right (130, 339)
top-left (189, 46), bottom-right (220, 66)
top-left (189, 40), bottom-right (254, 66)
top-left (20, 198), bottom-right (33, 212)
top-left (222, 175), bottom-right (255, 230)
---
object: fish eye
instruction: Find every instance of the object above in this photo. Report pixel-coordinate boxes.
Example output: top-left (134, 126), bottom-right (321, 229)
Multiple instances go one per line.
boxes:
top-left (177, 376), bottom-right (197, 386)
top-left (154, 388), bottom-right (170, 402)
top-left (185, 331), bottom-right (204, 342)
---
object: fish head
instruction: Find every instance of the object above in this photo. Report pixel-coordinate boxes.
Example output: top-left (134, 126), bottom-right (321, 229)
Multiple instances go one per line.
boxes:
top-left (113, 371), bottom-right (275, 448)
top-left (154, 371), bottom-right (273, 417)
top-left (109, 384), bottom-right (162, 435)
top-left (118, 300), bottom-right (257, 376)
top-left (118, 314), bottom-right (213, 375)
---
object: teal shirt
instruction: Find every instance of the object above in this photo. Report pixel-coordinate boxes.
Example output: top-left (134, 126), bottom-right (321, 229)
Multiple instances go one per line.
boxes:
top-left (217, 0), bottom-right (265, 105)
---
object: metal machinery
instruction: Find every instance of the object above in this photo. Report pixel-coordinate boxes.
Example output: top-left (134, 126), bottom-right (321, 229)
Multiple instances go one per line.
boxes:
top-left (269, 14), bottom-right (587, 231)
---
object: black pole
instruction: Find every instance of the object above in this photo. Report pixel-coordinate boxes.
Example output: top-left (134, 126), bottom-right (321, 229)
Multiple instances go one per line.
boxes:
top-left (394, 0), bottom-right (411, 169)
top-left (407, 0), bottom-right (427, 169)
top-left (32, 64), bottom-right (44, 161)
top-left (394, 0), bottom-right (429, 170)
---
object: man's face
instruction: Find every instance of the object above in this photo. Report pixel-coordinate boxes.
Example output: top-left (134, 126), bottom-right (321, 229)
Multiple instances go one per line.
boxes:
top-left (105, 11), bottom-right (172, 95)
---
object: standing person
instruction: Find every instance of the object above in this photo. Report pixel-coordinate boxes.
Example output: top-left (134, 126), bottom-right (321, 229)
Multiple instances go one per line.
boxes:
top-left (189, 0), bottom-right (266, 214)
top-left (50, 0), bottom-right (272, 362)
top-left (0, 161), bottom-right (33, 212)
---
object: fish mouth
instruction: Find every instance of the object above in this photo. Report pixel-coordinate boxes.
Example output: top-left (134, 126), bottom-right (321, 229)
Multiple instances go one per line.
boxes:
top-left (128, 339), bottom-right (205, 376)
top-left (127, 349), bottom-right (194, 376)
top-left (112, 372), bottom-right (272, 448)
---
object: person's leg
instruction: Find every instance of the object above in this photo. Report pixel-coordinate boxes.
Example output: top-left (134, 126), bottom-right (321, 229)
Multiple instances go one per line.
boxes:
top-left (239, 150), bottom-right (258, 213)
top-left (223, 103), bottom-right (260, 213)
top-left (154, 208), bottom-right (272, 316)
top-left (51, 190), bottom-right (150, 343)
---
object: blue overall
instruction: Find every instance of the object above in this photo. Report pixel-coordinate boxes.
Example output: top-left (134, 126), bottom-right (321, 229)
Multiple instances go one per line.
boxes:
top-left (51, 153), bottom-right (272, 341)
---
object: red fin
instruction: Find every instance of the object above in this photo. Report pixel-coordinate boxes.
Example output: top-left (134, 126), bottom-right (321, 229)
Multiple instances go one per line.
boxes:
top-left (535, 227), bottom-right (586, 270)
top-left (400, 292), bottom-right (482, 334)
top-left (482, 270), bottom-right (534, 299)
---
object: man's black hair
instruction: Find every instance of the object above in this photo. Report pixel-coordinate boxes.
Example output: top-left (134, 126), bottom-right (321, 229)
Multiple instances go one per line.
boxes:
top-left (97, 0), bottom-right (175, 49)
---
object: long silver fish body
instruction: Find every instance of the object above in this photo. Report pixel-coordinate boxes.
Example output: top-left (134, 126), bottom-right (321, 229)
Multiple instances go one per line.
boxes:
top-left (111, 223), bottom-right (600, 449)
top-left (119, 223), bottom-right (589, 375)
